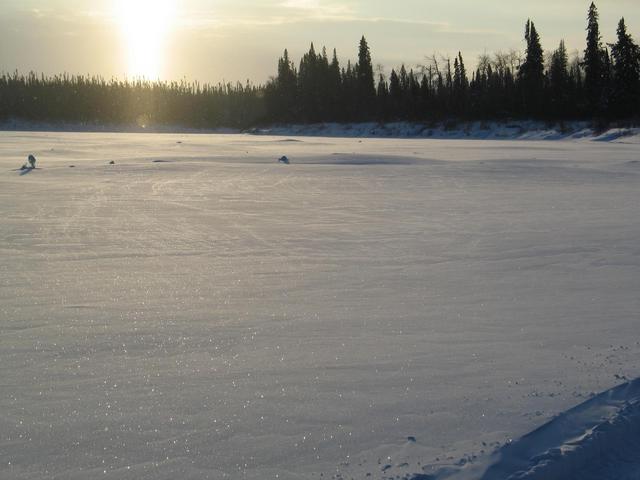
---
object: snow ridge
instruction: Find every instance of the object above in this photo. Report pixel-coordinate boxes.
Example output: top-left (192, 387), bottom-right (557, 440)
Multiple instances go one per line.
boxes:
top-left (3, 119), bottom-right (640, 143)
top-left (438, 378), bottom-right (640, 480)
top-left (253, 121), bottom-right (640, 142)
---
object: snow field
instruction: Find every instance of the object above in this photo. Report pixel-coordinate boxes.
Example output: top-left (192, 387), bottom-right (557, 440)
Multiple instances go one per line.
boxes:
top-left (0, 132), bottom-right (639, 479)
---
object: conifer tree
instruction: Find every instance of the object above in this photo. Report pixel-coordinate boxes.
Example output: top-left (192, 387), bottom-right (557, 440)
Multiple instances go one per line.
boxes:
top-left (275, 49), bottom-right (298, 121)
top-left (445, 58), bottom-right (453, 95)
top-left (388, 69), bottom-right (401, 118)
top-left (355, 36), bottom-right (376, 118)
top-left (298, 43), bottom-right (323, 121)
top-left (408, 69), bottom-right (420, 118)
top-left (549, 40), bottom-right (570, 116)
top-left (419, 74), bottom-right (430, 117)
top-left (316, 46), bottom-right (331, 120)
top-left (328, 48), bottom-right (343, 119)
top-left (342, 61), bottom-right (357, 120)
top-left (584, 2), bottom-right (605, 112)
top-left (453, 52), bottom-right (469, 114)
top-left (569, 56), bottom-right (585, 115)
top-left (458, 52), bottom-right (469, 91)
top-left (549, 40), bottom-right (569, 89)
top-left (610, 18), bottom-right (640, 116)
top-left (399, 65), bottom-right (409, 94)
top-left (519, 19), bottom-right (544, 115)
top-left (601, 47), bottom-right (613, 112)
top-left (376, 73), bottom-right (389, 119)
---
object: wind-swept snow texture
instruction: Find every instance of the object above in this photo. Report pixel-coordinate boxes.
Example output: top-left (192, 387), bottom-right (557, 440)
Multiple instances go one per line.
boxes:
top-left (1, 132), bottom-right (639, 480)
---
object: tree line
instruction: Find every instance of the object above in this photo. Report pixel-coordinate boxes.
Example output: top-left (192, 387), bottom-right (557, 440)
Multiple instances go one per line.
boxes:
top-left (266, 3), bottom-right (640, 123)
top-left (0, 74), bottom-right (265, 129)
top-left (1, 2), bottom-right (638, 128)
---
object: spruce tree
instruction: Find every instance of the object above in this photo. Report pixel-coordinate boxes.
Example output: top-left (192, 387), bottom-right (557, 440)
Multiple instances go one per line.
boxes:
top-left (328, 49), bottom-right (343, 120)
top-left (458, 52), bottom-right (469, 91)
top-left (317, 47), bottom-right (331, 120)
top-left (569, 56), bottom-right (585, 115)
top-left (389, 69), bottom-right (401, 118)
top-left (549, 40), bottom-right (569, 116)
top-left (584, 2), bottom-right (605, 112)
top-left (376, 74), bottom-right (389, 119)
top-left (610, 18), bottom-right (640, 116)
top-left (398, 65), bottom-right (411, 117)
top-left (297, 43), bottom-right (315, 121)
top-left (453, 58), bottom-right (461, 91)
top-left (355, 36), bottom-right (376, 119)
top-left (342, 61), bottom-right (357, 120)
top-left (453, 52), bottom-right (469, 115)
top-left (519, 19), bottom-right (544, 116)
top-left (419, 74), bottom-right (430, 118)
top-left (275, 49), bottom-right (298, 121)
top-left (602, 47), bottom-right (613, 112)
top-left (408, 69), bottom-right (420, 119)
top-left (549, 40), bottom-right (569, 89)
top-left (399, 65), bottom-right (409, 94)
top-left (445, 58), bottom-right (453, 95)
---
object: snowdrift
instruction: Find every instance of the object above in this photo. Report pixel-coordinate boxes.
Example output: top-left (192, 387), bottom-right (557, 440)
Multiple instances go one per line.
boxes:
top-left (3, 119), bottom-right (640, 143)
top-left (254, 121), bottom-right (640, 143)
top-left (432, 378), bottom-right (640, 480)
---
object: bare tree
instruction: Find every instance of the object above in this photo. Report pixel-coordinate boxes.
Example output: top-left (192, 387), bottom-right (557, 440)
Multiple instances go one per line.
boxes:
top-left (477, 53), bottom-right (492, 76)
top-left (507, 49), bottom-right (523, 73)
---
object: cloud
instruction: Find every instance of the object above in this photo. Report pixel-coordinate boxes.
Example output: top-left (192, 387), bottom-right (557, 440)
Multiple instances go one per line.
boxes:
top-left (169, 0), bottom-right (359, 30)
top-left (279, 0), bottom-right (321, 9)
top-left (279, 0), bottom-right (354, 16)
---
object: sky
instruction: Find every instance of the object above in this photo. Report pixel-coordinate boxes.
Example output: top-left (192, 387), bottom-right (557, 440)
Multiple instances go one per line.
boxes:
top-left (1, 0), bottom-right (639, 84)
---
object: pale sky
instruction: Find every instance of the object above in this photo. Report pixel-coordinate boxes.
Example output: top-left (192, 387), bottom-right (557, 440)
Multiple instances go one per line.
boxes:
top-left (1, 0), bottom-right (639, 84)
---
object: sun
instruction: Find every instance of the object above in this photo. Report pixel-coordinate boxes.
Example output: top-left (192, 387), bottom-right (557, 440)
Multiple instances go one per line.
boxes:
top-left (116, 0), bottom-right (175, 79)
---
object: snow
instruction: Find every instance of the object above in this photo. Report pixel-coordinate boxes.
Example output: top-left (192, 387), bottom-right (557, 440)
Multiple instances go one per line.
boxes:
top-left (4, 119), bottom-right (640, 144)
top-left (253, 121), bottom-right (640, 143)
top-left (0, 131), bottom-right (639, 479)
top-left (436, 378), bottom-right (640, 480)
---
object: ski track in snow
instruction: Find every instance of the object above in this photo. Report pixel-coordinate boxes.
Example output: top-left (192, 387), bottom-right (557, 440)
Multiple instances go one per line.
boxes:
top-left (0, 131), bottom-right (639, 480)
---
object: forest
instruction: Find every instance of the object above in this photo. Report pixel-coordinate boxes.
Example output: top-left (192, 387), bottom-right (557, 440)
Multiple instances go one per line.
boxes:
top-left (0, 3), bottom-right (638, 129)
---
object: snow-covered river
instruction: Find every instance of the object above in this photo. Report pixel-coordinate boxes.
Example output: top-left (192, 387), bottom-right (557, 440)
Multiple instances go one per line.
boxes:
top-left (1, 132), bottom-right (638, 479)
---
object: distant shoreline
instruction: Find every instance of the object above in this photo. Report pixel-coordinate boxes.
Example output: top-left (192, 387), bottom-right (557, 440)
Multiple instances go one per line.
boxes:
top-left (0, 119), bottom-right (238, 135)
top-left (2, 119), bottom-right (640, 143)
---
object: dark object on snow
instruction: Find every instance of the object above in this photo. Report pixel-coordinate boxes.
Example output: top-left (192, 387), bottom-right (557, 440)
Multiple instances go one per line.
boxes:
top-left (407, 436), bottom-right (417, 443)
top-left (21, 155), bottom-right (37, 170)
top-left (109, 160), bottom-right (115, 165)
top-left (69, 165), bottom-right (75, 168)
top-left (278, 156), bottom-right (290, 164)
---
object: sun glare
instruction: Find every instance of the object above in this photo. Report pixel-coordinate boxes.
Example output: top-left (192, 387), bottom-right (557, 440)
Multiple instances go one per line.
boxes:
top-left (116, 0), bottom-right (175, 79)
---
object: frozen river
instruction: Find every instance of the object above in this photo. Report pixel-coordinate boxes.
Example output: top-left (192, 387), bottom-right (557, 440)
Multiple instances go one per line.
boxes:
top-left (1, 132), bottom-right (639, 479)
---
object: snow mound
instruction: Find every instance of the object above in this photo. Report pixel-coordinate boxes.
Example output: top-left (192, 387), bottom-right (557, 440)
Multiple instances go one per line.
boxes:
top-left (434, 378), bottom-right (640, 480)
top-left (4, 119), bottom-right (640, 142)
